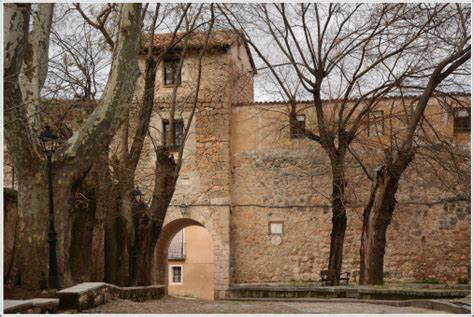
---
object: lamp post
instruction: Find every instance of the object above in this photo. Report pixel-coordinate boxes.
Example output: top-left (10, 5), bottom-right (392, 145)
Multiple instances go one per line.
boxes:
top-left (130, 186), bottom-right (142, 285)
top-left (38, 126), bottom-right (60, 289)
top-left (180, 201), bottom-right (188, 217)
top-left (132, 186), bottom-right (143, 203)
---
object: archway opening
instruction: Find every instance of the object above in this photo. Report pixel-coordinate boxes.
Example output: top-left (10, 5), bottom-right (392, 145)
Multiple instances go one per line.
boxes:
top-left (153, 218), bottom-right (214, 300)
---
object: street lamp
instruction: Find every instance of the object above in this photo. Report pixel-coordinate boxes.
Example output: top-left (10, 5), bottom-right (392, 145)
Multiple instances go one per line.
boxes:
top-left (132, 186), bottom-right (143, 203)
top-left (180, 201), bottom-right (188, 217)
top-left (130, 186), bottom-right (142, 286)
top-left (38, 126), bottom-right (60, 289)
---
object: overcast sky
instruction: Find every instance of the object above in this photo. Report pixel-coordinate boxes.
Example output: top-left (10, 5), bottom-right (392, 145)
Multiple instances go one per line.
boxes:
top-left (43, 3), bottom-right (471, 102)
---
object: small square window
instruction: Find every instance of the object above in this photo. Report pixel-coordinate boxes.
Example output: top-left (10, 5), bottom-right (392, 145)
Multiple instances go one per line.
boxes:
top-left (290, 114), bottom-right (306, 139)
top-left (368, 111), bottom-right (384, 136)
top-left (170, 265), bottom-right (183, 284)
top-left (163, 119), bottom-right (184, 149)
top-left (164, 60), bottom-right (181, 86)
top-left (454, 108), bottom-right (470, 133)
top-left (269, 221), bottom-right (284, 235)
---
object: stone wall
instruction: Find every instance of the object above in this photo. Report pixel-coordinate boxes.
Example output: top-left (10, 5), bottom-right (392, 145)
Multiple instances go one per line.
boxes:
top-left (229, 101), bottom-right (470, 284)
top-left (134, 45), bottom-right (248, 297)
top-left (230, 201), bottom-right (470, 284)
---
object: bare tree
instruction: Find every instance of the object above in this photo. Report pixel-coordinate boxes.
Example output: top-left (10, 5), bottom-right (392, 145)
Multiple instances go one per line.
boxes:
top-left (220, 3), bottom-right (448, 284)
top-left (133, 4), bottom-right (217, 286)
top-left (358, 4), bottom-right (470, 284)
top-left (4, 3), bottom-right (142, 288)
top-left (75, 3), bottom-right (218, 286)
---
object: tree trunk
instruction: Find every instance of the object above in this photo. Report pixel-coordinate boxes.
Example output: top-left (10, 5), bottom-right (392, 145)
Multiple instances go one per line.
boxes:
top-left (89, 153), bottom-right (111, 281)
top-left (6, 169), bottom-right (75, 288)
top-left (69, 184), bottom-right (96, 283)
top-left (4, 3), bottom-right (143, 290)
top-left (359, 168), bottom-right (400, 284)
top-left (327, 152), bottom-right (347, 285)
top-left (135, 216), bottom-right (162, 286)
top-left (135, 149), bottom-right (177, 286)
top-left (104, 184), bottom-right (130, 286)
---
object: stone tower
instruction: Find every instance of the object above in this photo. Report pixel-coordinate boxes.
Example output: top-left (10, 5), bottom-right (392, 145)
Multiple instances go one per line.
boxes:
top-left (134, 30), bottom-right (256, 298)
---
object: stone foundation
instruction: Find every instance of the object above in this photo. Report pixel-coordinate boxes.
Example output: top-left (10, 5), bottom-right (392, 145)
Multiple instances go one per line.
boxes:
top-left (57, 282), bottom-right (166, 311)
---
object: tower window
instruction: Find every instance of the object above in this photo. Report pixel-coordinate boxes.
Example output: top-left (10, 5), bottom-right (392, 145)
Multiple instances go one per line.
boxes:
top-left (163, 119), bottom-right (184, 149)
top-left (164, 60), bottom-right (181, 86)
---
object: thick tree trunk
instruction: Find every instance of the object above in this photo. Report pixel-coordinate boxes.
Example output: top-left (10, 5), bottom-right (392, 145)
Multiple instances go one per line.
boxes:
top-left (6, 170), bottom-right (75, 288)
top-left (135, 149), bottom-right (176, 286)
top-left (89, 153), bottom-right (111, 281)
top-left (6, 178), bottom-right (48, 288)
top-left (4, 3), bottom-right (142, 289)
top-left (359, 168), bottom-right (400, 285)
top-left (69, 185), bottom-right (96, 283)
top-left (135, 216), bottom-right (162, 286)
top-left (327, 152), bottom-right (347, 285)
top-left (104, 184), bottom-right (130, 286)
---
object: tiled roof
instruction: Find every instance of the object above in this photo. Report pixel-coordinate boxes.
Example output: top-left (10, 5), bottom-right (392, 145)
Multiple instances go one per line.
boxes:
top-left (142, 29), bottom-right (257, 74)
top-left (143, 29), bottom-right (244, 50)
top-left (233, 92), bottom-right (471, 107)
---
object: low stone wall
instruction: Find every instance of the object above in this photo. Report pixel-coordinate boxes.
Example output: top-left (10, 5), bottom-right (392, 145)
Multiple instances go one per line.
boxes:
top-left (228, 284), bottom-right (470, 301)
top-left (4, 298), bottom-right (59, 314)
top-left (57, 282), bottom-right (166, 312)
top-left (108, 284), bottom-right (167, 302)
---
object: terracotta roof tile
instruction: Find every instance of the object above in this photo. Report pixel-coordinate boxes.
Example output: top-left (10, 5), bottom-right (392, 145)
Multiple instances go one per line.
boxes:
top-left (142, 29), bottom-right (244, 51)
top-left (233, 92), bottom-right (471, 107)
top-left (142, 29), bottom-right (257, 74)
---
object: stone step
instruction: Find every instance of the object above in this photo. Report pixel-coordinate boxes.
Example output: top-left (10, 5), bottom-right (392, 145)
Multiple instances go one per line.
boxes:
top-left (229, 284), bottom-right (470, 301)
top-left (4, 298), bottom-right (59, 314)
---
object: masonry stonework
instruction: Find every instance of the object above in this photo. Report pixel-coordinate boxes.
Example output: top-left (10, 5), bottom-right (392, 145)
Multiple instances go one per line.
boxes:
top-left (3, 30), bottom-right (469, 298)
top-left (229, 100), bottom-right (470, 284)
top-left (130, 30), bottom-right (472, 290)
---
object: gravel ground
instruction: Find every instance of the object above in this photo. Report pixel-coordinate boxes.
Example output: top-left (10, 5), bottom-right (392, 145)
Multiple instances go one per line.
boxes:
top-left (81, 296), bottom-right (449, 314)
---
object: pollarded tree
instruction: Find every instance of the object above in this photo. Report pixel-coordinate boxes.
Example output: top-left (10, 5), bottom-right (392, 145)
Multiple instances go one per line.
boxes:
top-left (4, 3), bottom-right (143, 288)
top-left (358, 4), bottom-right (471, 285)
top-left (75, 3), bottom-right (218, 286)
top-left (220, 3), bottom-right (448, 284)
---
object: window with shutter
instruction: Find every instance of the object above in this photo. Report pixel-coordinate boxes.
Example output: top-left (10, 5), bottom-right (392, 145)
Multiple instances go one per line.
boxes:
top-left (454, 108), bottom-right (470, 133)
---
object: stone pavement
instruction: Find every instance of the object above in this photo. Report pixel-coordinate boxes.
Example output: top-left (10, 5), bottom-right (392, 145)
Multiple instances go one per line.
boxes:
top-left (81, 295), bottom-right (449, 314)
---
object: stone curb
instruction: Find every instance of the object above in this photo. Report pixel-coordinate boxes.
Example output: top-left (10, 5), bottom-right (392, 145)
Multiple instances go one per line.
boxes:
top-left (4, 298), bottom-right (59, 314)
top-left (223, 297), bottom-right (471, 314)
top-left (58, 283), bottom-right (166, 312)
top-left (228, 285), bottom-right (470, 300)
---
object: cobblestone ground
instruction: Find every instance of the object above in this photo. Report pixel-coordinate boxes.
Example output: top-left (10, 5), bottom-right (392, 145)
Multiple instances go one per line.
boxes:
top-left (82, 296), bottom-right (448, 314)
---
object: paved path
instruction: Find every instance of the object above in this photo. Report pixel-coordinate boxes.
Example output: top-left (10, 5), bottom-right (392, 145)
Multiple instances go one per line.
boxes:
top-left (82, 296), bottom-right (449, 314)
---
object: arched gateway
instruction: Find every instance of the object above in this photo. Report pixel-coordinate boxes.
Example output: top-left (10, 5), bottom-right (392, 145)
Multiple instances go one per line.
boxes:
top-left (152, 205), bottom-right (230, 299)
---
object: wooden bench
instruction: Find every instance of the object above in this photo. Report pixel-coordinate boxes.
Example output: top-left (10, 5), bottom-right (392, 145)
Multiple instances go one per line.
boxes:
top-left (320, 270), bottom-right (350, 286)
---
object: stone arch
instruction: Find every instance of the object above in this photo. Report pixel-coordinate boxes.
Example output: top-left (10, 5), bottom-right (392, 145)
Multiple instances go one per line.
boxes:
top-left (152, 206), bottom-right (230, 299)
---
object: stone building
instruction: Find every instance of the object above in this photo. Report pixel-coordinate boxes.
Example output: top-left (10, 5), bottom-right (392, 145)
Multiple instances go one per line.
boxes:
top-left (3, 30), bottom-right (470, 299)
top-left (131, 30), bottom-right (471, 298)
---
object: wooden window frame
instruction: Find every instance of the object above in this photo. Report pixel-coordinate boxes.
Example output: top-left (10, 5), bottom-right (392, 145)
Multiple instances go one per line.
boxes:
top-left (453, 107), bottom-right (470, 133)
top-left (290, 114), bottom-right (306, 139)
top-left (162, 119), bottom-right (184, 150)
top-left (169, 265), bottom-right (183, 285)
top-left (163, 60), bottom-right (181, 86)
